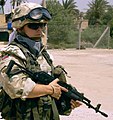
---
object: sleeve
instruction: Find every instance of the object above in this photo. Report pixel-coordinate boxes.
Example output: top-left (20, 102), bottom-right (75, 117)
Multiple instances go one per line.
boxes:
top-left (0, 50), bottom-right (36, 99)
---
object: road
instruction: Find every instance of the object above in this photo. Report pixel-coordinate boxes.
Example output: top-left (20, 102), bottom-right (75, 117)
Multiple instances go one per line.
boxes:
top-left (0, 44), bottom-right (113, 120)
top-left (48, 48), bottom-right (113, 120)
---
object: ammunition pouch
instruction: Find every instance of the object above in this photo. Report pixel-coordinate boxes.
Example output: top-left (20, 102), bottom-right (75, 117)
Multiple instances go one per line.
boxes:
top-left (0, 89), bottom-right (15, 119)
top-left (37, 96), bottom-right (52, 119)
top-left (0, 90), bottom-right (54, 120)
top-left (53, 65), bottom-right (67, 82)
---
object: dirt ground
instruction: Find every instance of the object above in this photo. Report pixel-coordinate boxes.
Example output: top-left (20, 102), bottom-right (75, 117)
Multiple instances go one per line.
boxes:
top-left (48, 48), bottom-right (113, 120)
top-left (0, 43), bottom-right (113, 120)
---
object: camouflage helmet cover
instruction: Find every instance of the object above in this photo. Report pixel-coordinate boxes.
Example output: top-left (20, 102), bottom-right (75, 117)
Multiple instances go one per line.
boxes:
top-left (12, 2), bottom-right (49, 28)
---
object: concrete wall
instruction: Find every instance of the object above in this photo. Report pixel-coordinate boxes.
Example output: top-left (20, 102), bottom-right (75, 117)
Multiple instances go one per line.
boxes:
top-left (0, 14), bottom-right (6, 27)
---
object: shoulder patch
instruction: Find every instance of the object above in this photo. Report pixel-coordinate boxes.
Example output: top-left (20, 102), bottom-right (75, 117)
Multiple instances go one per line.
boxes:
top-left (1, 45), bottom-right (26, 60)
top-left (1, 55), bottom-right (9, 60)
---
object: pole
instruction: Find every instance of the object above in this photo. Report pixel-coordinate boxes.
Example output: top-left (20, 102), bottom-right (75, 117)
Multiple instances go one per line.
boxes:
top-left (77, 16), bottom-right (83, 50)
top-left (107, 27), bottom-right (110, 49)
top-left (93, 26), bottom-right (109, 48)
top-left (78, 21), bottom-right (82, 49)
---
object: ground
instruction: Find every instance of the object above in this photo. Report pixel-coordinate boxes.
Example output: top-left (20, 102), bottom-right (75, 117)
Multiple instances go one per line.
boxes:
top-left (48, 48), bottom-right (113, 120)
top-left (0, 43), bottom-right (113, 120)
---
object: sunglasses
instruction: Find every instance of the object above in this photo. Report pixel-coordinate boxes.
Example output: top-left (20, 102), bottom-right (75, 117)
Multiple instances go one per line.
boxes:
top-left (27, 23), bottom-right (47, 30)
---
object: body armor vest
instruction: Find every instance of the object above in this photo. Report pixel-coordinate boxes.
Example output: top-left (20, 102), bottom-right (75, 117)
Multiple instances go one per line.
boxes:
top-left (0, 41), bottom-right (60, 120)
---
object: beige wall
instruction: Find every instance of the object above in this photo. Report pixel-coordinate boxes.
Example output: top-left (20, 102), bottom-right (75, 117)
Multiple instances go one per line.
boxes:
top-left (81, 20), bottom-right (88, 30)
top-left (0, 14), bottom-right (6, 24)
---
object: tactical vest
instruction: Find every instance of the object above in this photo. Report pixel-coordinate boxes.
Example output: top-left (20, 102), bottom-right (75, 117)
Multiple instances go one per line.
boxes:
top-left (0, 41), bottom-right (60, 120)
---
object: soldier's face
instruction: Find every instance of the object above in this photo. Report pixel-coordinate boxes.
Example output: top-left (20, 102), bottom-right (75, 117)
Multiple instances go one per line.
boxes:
top-left (22, 23), bottom-right (46, 39)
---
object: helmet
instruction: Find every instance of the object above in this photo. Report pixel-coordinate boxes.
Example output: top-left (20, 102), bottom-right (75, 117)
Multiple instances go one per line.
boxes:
top-left (12, 2), bottom-right (52, 28)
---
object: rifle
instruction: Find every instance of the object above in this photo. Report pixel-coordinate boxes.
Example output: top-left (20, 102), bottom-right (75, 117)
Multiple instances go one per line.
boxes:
top-left (6, 60), bottom-right (108, 117)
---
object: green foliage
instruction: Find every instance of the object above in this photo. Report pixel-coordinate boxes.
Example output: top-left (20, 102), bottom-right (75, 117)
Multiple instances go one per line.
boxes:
top-left (109, 37), bottom-right (113, 48)
top-left (101, 5), bottom-right (113, 25)
top-left (45, 0), bottom-right (113, 49)
top-left (109, 19), bottom-right (113, 38)
top-left (81, 25), bottom-right (110, 48)
top-left (46, 0), bottom-right (78, 48)
top-left (110, 26), bottom-right (113, 38)
top-left (82, 26), bottom-right (105, 44)
top-left (86, 0), bottom-right (109, 25)
top-left (62, 0), bottom-right (78, 17)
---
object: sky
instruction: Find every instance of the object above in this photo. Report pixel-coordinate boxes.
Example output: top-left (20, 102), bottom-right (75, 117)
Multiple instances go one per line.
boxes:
top-left (76, 0), bottom-right (113, 12)
top-left (3, 0), bottom-right (113, 14)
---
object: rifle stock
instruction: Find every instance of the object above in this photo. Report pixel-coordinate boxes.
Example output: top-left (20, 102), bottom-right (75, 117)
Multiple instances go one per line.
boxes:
top-left (6, 60), bottom-right (108, 117)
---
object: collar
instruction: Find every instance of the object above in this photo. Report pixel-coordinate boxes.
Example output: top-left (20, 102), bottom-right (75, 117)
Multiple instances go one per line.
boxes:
top-left (15, 34), bottom-right (42, 56)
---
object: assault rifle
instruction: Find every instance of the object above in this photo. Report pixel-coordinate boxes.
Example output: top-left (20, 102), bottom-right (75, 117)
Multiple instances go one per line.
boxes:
top-left (6, 60), bottom-right (108, 117)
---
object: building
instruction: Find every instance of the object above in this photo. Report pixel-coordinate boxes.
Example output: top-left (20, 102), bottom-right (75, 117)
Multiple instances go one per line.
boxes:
top-left (81, 19), bottom-right (88, 30)
top-left (0, 14), bottom-right (9, 42)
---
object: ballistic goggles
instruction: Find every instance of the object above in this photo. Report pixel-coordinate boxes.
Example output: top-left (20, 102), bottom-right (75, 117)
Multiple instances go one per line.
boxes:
top-left (12, 7), bottom-right (52, 22)
top-left (27, 23), bottom-right (47, 30)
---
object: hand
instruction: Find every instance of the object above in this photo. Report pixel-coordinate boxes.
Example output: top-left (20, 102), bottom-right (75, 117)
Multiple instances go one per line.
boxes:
top-left (49, 79), bottom-right (68, 100)
top-left (70, 99), bottom-right (82, 109)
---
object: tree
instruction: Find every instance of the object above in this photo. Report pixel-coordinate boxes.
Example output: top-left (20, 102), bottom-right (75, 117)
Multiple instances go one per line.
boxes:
top-left (46, 0), bottom-right (78, 47)
top-left (62, 0), bottom-right (79, 18)
top-left (86, 0), bottom-right (109, 25)
top-left (101, 5), bottom-right (113, 25)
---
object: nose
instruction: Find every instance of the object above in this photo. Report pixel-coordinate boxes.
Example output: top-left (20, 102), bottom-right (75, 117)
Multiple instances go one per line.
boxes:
top-left (35, 27), bottom-right (42, 31)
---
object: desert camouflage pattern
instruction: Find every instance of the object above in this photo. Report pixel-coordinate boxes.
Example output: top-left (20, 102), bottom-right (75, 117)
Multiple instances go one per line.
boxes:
top-left (0, 45), bottom-right (51, 99)
top-left (12, 2), bottom-right (48, 28)
top-left (12, 3), bottom-right (42, 20)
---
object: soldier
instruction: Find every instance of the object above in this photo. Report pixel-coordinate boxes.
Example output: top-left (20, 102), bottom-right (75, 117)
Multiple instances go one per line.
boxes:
top-left (0, 2), bottom-right (81, 120)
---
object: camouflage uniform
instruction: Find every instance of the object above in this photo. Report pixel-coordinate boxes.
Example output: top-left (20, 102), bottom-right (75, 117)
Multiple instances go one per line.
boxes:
top-left (0, 2), bottom-right (60, 120)
top-left (0, 35), bottom-right (61, 119)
